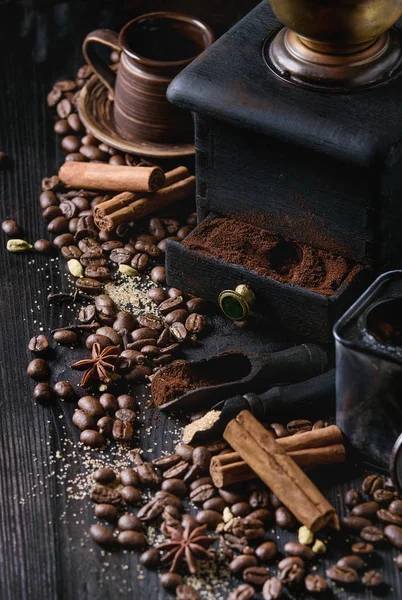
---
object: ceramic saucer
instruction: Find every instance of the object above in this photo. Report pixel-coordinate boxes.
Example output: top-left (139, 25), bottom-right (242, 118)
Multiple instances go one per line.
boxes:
top-left (78, 75), bottom-right (195, 159)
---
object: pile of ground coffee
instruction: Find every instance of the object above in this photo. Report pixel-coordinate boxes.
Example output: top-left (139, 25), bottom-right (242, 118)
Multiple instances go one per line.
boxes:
top-left (184, 216), bottom-right (364, 296)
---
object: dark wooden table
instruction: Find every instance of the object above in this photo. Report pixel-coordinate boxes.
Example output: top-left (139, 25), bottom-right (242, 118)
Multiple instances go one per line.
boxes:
top-left (1, 2), bottom-right (402, 599)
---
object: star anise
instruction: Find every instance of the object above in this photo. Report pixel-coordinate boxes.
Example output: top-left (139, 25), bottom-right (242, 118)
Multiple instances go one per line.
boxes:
top-left (71, 343), bottom-right (120, 388)
top-left (156, 522), bottom-right (217, 574)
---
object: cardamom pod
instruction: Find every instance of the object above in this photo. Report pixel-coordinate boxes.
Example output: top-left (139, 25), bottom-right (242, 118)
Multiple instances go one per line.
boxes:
top-left (68, 259), bottom-right (84, 278)
top-left (119, 264), bottom-right (138, 277)
top-left (7, 239), bottom-right (32, 252)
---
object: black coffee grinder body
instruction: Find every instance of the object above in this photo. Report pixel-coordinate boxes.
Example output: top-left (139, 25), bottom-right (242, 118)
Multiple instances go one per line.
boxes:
top-left (166, 1), bottom-right (402, 343)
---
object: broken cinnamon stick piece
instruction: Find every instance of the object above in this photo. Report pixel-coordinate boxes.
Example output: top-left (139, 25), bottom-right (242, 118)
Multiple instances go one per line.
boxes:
top-left (93, 166), bottom-right (189, 219)
top-left (95, 175), bottom-right (196, 231)
top-left (58, 162), bottom-right (165, 193)
top-left (223, 411), bottom-right (339, 532)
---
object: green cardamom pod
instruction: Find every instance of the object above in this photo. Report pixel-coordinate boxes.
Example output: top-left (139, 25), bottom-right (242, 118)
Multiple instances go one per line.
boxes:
top-left (68, 259), bottom-right (84, 278)
top-left (7, 239), bottom-right (33, 252)
top-left (119, 264), bottom-right (138, 277)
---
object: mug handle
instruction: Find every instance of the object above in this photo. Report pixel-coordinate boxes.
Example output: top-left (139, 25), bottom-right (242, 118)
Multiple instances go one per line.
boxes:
top-left (83, 29), bottom-right (121, 99)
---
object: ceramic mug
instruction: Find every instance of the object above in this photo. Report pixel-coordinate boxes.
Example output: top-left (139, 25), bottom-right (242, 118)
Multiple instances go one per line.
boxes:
top-left (83, 12), bottom-right (214, 145)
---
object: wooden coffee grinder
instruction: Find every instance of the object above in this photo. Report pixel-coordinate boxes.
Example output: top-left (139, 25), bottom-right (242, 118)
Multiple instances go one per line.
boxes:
top-left (165, 0), bottom-right (402, 343)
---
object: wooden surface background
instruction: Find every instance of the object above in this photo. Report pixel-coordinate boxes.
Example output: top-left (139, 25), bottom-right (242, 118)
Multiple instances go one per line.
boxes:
top-left (1, 1), bottom-right (402, 599)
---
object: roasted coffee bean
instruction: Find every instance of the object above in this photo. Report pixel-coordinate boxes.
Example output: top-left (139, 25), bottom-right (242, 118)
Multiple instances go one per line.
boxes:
top-left (385, 524), bottom-right (402, 549)
top-left (118, 349), bottom-right (146, 372)
top-left (54, 233), bottom-right (75, 248)
top-left (279, 564), bottom-right (305, 587)
top-left (53, 381), bottom-right (76, 400)
top-left (156, 328), bottom-right (172, 348)
top-left (97, 416), bottom-right (113, 437)
top-left (165, 309), bottom-right (189, 326)
top-left (39, 191), bottom-right (58, 209)
top-left (31, 378), bottom-right (54, 403)
top-left (72, 197), bottom-right (90, 212)
top-left (80, 254), bottom-right (107, 268)
top-left (109, 155), bottom-right (125, 165)
top-left (360, 525), bottom-right (385, 542)
top-left (140, 548), bottom-right (160, 569)
top-left (159, 572), bottom-right (183, 589)
top-left (141, 344), bottom-right (160, 357)
top-left (94, 294), bottom-right (117, 323)
top-left (351, 541), bottom-right (374, 554)
top-left (175, 444), bottom-right (194, 462)
top-left (89, 524), bottom-right (114, 547)
top-left (134, 240), bottom-right (160, 257)
top-left (27, 358), bottom-right (49, 380)
top-left (186, 297), bottom-right (206, 314)
top-left (203, 497), bottom-right (227, 512)
top-left (262, 577), bottom-right (283, 600)
top-left (345, 489), bottom-right (363, 508)
top-left (232, 502), bottom-right (252, 518)
top-left (384, 477), bottom-right (396, 491)
top-left (91, 485), bottom-right (121, 506)
top-left (284, 541), bottom-right (315, 561)
top-left (137, 499), bottom-right (165, 521)
top-left (124, 365), bottom-right (153, 382)
top-left (62, 245), bottom-right (82, 260)
top-left (113, 311), bottom-right (136, 334)
top-left (153, 454), bottom-right (181, 471)
top-left (78, 305), bottom-right (96, 324)
top-left (47, 87), bottom-right (62, 106)
top-left (243, 566), bottom-right (269, 587)
top-left (80, 144), bottom-right (108, 161)
top-left (158, 296), bottom-right (185, 315)
top-left (176, 584), bottom-right (200, 600)
top-left (287, 419), bottom-right (312, 434)
top-left (228, 584), bottom-right (255, 600)
top-left (117, 469), bottom-right (139, 488)
top-left (190, 477), bottom-right (214, 491)
top-left (373, 489), bottom-right (395, 504)
top-left (190, 484), bottom-right (216, 505)
top-left (86, 334), bottom-right (113, 350)
top-left (80, 430), bottom-right (105, 448)
top-left (163, 460), bottom-right (189, 480)
top-left (110, 247), bottom-right (133, 264)
top-left (229, 555), bottom-right (258, 575)
top-left (116, 514), bottom-right (142, 532)
top-left (34, 238), bottom-right (56, 255)
top-left (249, 489), bottom-right (270, 509)
top-left (233, 518), bottom-right (265, 541)
top-left (185, 313), bottom-right (206, 334)
top-left (150, 265), bottom-right (166, 284)
top-left (53, 329), bottom-right (77, 345)
top-left (42, 175), bottom-right (60, 192)
top-left (85, 266), bottom-right (110, 281)
top-left (161, 478), bottom-right (187, 497)
top-left (96, 326), bottom-right (121, 346)
top-left (183, 464), bottom-right (204, 484)
top-left (59, 199), bottom-right (79, 220)
top-left (278, 556), bottom-right (305, 571)
top-left (93, 467), bottom-right (116, 484)
top-left (312, 419), bottom-right (328, 429)
top-left (196, 510), bottom-right (223, 528)
top-left (131, 252), bottom-right (149, 271)
top-left (219, 487), bottom-right (247, 505)
top-left (162, 503), bottom-right (181, 522)
top-left (54, 79), bottom-right (77, 91)
top-left (341, 515), bottom-right (372, 532)
top-left (351, 501), bottom-right (380, 518)
top-left (135, 456), bottom-right (162, 486)
top-left (389, 499), bottom-right (402, 515)
top-left (115, 408), bottom-right (136, 423)
top-left (47, 216), bottom-right (69, 234)
top-left (304, 574), bottom-right (328, 593)
top-left (131, 327), bottom-right (159, 342)
top-left (117, 530), bottom-right (146, 549)
top-left (160, 343), bottom-right (180, 355)
top-left (395, 554), bottom-right (402, 569)
top-left (362, 474), bottom-right (384, 495)
top-left (121, 485), bottom-right (141, 505)
top-left (170, 321), bottom-right (188, 342)
top-left (362, 570), bottom-right (383, 587)
top-left (275, 506), bottom-right (296, 529)
top-left (65, 153), bottom-right (86, 162)
top-left (43, 205), bottom-right (62, 221)
top-left (94, 503), bottom-right (118, 523)
top-left (61, 135), bottom-right (80, 152)
top-left (75, 277), bottom-right (102, 294)
top-left (78, 237), bottom-right (101, 254)
top-left (28, 334), bottom-right (49, 355)
top-left (247, 509), bottom-right (272, 524)
top-left (147, 287), bottom-right (167, 305)
top-left (81, 134), bottom-right (99, 146)
top-left (112, 419), bottom-right (133, 442)
top-left (149, 217), bottom-right (166, 240)
top-left (72, 410), bottom-right (96, 431)
top-left (192, 446), bottom-right (212, 472)
top-left (98, 393), bottom-right (117, 414)
top-left (137, 313), bottom-right (164, 331)
top-left (270, 423), bottom-right (289, 438)
top-left (78, 396), bottom-right (104, 418)
top-left (377, 508), bottom-right (402, 526)
top-left (337, 555), bottom-right (365, 571)
top-left (67, 113), bottom-right (84, 132)
top-left (255, 541), bottom-right (277, 562)
top-left (57, 98), bottom-right (72, 119)
top-left (326, 564), bottom-right (358, 584)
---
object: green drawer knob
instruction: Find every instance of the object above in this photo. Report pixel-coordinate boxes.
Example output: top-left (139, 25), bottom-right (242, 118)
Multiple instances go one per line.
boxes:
top-left (218, 284), bottom-right (256, 321)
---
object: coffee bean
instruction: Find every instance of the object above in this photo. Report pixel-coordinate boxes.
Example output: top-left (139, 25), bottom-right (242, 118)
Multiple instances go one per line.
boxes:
top-left (67, 113), bottom-right (84, 132)
top-left (80, 145), bottom-right (108, 161)
top-left (137, 313), bottom-right (164, 331)
top-left (287, 419), bottom-right (312, 434)
top-left (165, 309), bottom-right (189, 326)
top-left (345, 489), bottom-right (362, 508)
top-left (47, 216), bottom-right (69, 234)
top-left (93, 467), bottom-right (115, 484)
top-left (304, 574), bottom-right (327, 593)
top-left (373, 489), bottom-right (395, 505)
top-left (326, 564), bottom-right (358, 583)
top-left (192, 446), bottom-right (212, 472)
top-left (284, 541), bottom-right (314, 561)
top-left (362, 570), bottom-right (383, 587)
top-left (148, 217), bottom-right (166, 240)
top-left (203, 497), bottom-right (227, 513)
top-left (86, 334), bottom-right (113, 350)
top-left (53, 329), bottom-right (77, 345)
top-left (33, 382), bottom-right (54, 403)
top-left (275, 506), bottom-right (296, 529)
top-left (255, 541), bottom-right (277, 562)
top-left (147, 287), bottom-right (167, 305)
top-left (312, 419), bottom-right (328, 429)
top-left (39, 191), bottom-right (58, 209)
top-left (117, 514), bottom-right (143, 531)
top-left (196, 510), bottom-right (223, 528)
top-left (121, 485), bottom-right (141, 505)
top-left (159, 296), bottom-right (186, 316)
top-left (47, 87), bottom-right (62, 106)
top-left (170, 322), bottom-right (188, 342)
top-left (176, 584), bottom-right (200, 600)
top-left (96, 394), bottom-right (116, 416)
top-left (190, 484), bottom-right (216, 505)
top-left (249, 489), bottom-right (270, 509)
top-left (360, 525), bottom-right (385, 543)
top-left (228, 584), bottom-right (255, 600)
top-left (219, 487), bottom-right (247, 505)
top-left (53, 381), bottom-right (76, 400)
top-left (231, 502), bottom-right (252, 518)
top-left (62, 245), bottom-right (82, 260)
top-left (248, 509), bottom-right (272, 524)
top-left (28, 334), bottom-right (49, 355)
top-left (131, 328), bottom-right (159, 342)
top-left (229, 555), bottom-right (258, 575)
top-left (34, 238), bottom-right (56, 255)
top-left (95, 326), bottom-right (121, 347)
top-left (351, 501), bottom-right (380, 518)
top-left (42, 176), bottom-right (60, 192)
top-left (141, 345), bottom-right (160, 357)
top-left (351, 541), bottom-right (374, 554)
top-left (150, 265), bottom-right (166, 284)
top-left (175, 444), bottom-right (194, 462)
top-left (72, 410), bottom-right (96, 431)
top-left (389, 499), bottom-right (402, 515)
top-left (94, 503), bottom-right (118, 523)
top-left (270, 423), bottom-right (289, 438)
top-left (57, 99), bottom-right (72, 119)
top-left (384, 524), bottom-right (402, 548)
top-left (130, 252), bottom-right (149, 271)
top-left (161, 479), bottom-right (187, 497)
top-left (186, 297), bottom-right (206, 314)
top-left (163, 460), bottom-right (189, 480)
top-left (337, 555), bottom-right (365, 571)
top-left (124, 365), bottom-right (153, 382)
top-left (115, 408), bottom-right (136, 423)
top-left (43, 206), bottom-right (62, 221)
top-left (233, 517), bottom-right (265, 541)
top-left (279, 563), bottom-right (304, 587)
top-left (341, 515), bottom-right (372, 532)
top-left (159, 572), bottom-right (183, 589)
top-left (395, 554), bottom-right (402, 569)
top-left (243, 566), bottom-right (269, 587)
top-left (117, 530), bottom-right (146, 549)
top-left (189, 477), bottom-right (213, 492)
top-left (362, 474), bottom-right (384, 495)
top-left (89, 524), bottom-right (114, 546)
top-left (78, 396), bottom-right (104, 418)
top-left (113, 311), bottom-right (136, 334)
top-left (86, 264), bottom-right (111, 281)
top-left (2, 219), bottom-right (21, 237)
top-left (80, 430), bottom-right (105, 448)
top-left (75, 277), bottom-right (102, 294)
top-left (27, 358), bottom-right (49, 380)
top-left (109, 155), bottom-right (125, 165)
top-left (185, 313), bottom-right (206, 334)
top-left (110, 247), bottom-right (133, 264)
top-left (140, 548), bottom-right (160, 569)
top-left (61, 135), bottom-right (80, 152)
top-left (97, 416), bottom-right (113, 437)
top-left (112, 420), bottom-right (133, 442)
top-left (377, 508), bottom-right (402, 526)
top-left (90, 485), bottom-right (122, 505)
top-left (262, 577), bottom-right (283, 600)
top-left (78, 237), bottom-right (102, 254)
top-left (65, 153), bottom-right (87, 162)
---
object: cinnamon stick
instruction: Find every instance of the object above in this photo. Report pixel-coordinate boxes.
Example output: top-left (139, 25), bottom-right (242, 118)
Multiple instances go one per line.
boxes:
top-left (223, 411), bottom-right (339, 532)
top-left (95, 175), bottom-right (196, 231)
top-left (58, 162), bottom-right (166, 193)
top-left (210, 444), bottom-right (345, 488)
top-left (93, 166), bottom-right (189, 219)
